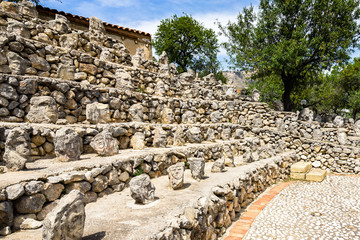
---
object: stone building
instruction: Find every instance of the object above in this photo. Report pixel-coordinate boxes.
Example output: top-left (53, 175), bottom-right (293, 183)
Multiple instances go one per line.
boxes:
top-left (36, 5), bottom-right (152, 59)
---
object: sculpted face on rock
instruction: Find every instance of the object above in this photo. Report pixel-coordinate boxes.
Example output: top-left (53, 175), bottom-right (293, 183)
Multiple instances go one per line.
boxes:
top-left (129, 174), bottom-right (155, 204)
top-left (161, 107), bottom-right (175, 124)
top-left (3, 127), bottom-right (30, 171)
top-left (168, 162), bottom-right (185, 190)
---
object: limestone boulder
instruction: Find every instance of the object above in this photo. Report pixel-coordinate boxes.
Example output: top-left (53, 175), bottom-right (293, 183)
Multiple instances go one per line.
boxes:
top-left (252, 89), bottom-right (260, 102)
top-left (211, 159), bottom-right (225, 173)
top-left (159, 51), bottom-right (168, 65)
top-left (0, 202), bottom-right (13, 230)
top-left (130, 132), bottom-right (146, 150)
top-left (42, 190), bottom-right (85, 240)
top-left (182, 111), bottom-right (195, 124)
top-left (186, 127), bottom-right (202, 143)
top-left (7, 20), bottom-right (30, 38)
top-left (129, 103), bottom-right (144, 122)
top-left (131, 48), bottom-right (145, 68)
top-left (298, 108), bottom-right (313, 122)
top-left (222, 145), bottom-right (235, 167)
top-left (115, 69), bottom-right (133, 89)
top-left (337, 132), bottom-right (347, 145)
top-left (15, 194), bottom-right (46, 214)
top-left (54, 128), bottom-right (82, 161)
top-left (3, 127), bottom-right (30, 171)
top-left (168, 162), bottom-right (185, 190)
top-left (48, 14), bottom-right (70, 34)
top-left (86, 102), bottom-right (110, 124)
top-left (129, 174), bottom-right (155, 204)
top-left (188, 158), bottom-right (205, 181)
top-left (18, 78), bottom-right (37, 95)
top-left (153, 127), bottom-right (167, 148)
top-left (7, 52), bottom-right (29, 75)
top-left (90, 130), bottom-right (119, 156)
top-left (89, 17), bottom-right (106, 42)
top-left (333, 116), bottom-right (344, 127)
top-left (28, 54), bottom-right (50, 72)
top-left (161, 107), bottom-right (175, 124)
top-left (26, 96), bottom-right (58, 123)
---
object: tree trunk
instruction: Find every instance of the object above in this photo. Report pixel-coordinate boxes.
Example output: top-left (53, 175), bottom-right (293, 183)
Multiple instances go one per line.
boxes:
top-left (281, 75), bottom-right (294, 111)
top-left (352, 108), bottom-right (359, 120)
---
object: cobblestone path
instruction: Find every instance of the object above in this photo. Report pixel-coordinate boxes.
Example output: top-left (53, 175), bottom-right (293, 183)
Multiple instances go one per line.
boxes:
top-left (225, 175), bottom-right (360, 240)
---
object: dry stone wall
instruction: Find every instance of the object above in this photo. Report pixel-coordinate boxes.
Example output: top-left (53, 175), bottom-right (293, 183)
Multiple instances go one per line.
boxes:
top-left (0, 1), bottom-right (359, 238)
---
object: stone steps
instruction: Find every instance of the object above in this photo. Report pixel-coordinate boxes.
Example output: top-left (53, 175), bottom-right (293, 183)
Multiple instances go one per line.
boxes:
top-left (290, 161), bottom-right (327, 182)
top-left (0, 73), bottom-right (272, 126)
top-left (2, 151), bottom-right (296, 240)
top-left (0, 32), bottom-right (249, 102)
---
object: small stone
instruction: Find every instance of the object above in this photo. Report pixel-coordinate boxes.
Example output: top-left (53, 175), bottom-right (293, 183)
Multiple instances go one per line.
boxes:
top-left (24, 181), bottom-right (44, 195)
top-left (43, 183), bottom-right (64, 202)
top-left (119, 171), bottom-right (130, 182)
top-left (66, 181), bottom-right (91, 194)
top-left (91, 175), bottom-right (108, 193)
top-left (20, 218), bottom-right (42, 230)
top-left (6, 184), bottom-right (25, 200)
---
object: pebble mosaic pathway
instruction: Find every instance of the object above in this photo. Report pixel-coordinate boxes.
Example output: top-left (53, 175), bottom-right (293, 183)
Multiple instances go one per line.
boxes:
top-left (225, 175), bottom-right (360, 240)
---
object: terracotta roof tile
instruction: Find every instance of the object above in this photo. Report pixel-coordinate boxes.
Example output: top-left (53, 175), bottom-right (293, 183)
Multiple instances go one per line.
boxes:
top-left (36, 5), bottom-right (151, 37)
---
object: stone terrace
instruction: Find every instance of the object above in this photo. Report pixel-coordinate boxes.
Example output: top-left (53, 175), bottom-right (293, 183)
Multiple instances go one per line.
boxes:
top-left (0, 1), bottom-right (359, 239)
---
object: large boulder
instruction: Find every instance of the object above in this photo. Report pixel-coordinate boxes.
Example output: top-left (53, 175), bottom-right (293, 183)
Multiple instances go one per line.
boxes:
top-left (26, 96), bottom-right (58, 123)
top-left (42, 190), bottom-right (85, 240)
top-left (3, 127), bottom-right (30, 171)
top-left (90, 130), bottom-right (119, 156)
top-left (129, 174), bottom-right (155, 204)
top-left (54, 128), bottom-right (82, 161)
top-left (86, 102), bottom-right (110, 124)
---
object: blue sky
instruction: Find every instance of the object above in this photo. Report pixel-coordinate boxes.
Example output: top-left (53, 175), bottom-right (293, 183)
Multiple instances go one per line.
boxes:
top-left (42, 0), bottom-right (359, 70)
top-left (42, 0), bottom-right (259, 69)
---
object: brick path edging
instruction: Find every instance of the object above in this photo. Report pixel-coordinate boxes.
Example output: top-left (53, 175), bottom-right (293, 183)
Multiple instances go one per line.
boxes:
top-left (224, 181), bottom-right (294, 240)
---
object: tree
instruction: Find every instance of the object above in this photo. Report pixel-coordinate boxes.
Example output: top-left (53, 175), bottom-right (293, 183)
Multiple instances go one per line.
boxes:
top-left (219, 0), bottom-right (360, 111)
top-left (153, 14), bottom-right (221, 74)
top-left (317, 59), bottom-right (360, 119)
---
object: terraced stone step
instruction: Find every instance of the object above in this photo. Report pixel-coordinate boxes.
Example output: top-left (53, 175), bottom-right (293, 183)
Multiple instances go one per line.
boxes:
top-left (0, 73), bottom-right (273, 126)
top-left (3, 152), bottom-right (296, 240)
top-left (0, 32), bottom-right (250, 102)
top-left (290, 161), bottom-right (327, 182)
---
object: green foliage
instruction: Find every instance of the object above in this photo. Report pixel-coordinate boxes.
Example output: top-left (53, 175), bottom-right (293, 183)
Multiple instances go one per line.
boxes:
top-left (219, 0), bottom-right (360, 111)
top-left (133, 167), bottom-right (144, 177)
top-left (314, 59), bottom-right (360, 119)
top-left (247, 75), bottom-right (284, 106)
top-left (153, 14), bottom-right (221, 74)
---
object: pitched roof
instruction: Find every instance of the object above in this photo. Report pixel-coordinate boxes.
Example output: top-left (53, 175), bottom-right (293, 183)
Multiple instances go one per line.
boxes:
top-left (36, 5), bottom-right (151, 37)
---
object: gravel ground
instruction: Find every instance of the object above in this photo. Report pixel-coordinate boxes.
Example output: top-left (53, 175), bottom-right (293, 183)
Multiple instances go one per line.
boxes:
top-left (245, 175), bottom-right (360, 240)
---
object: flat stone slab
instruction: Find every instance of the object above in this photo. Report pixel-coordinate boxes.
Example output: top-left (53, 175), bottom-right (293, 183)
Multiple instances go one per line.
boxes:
top-left (306, 168), bottom-right (327, 182)
top-left (244, 175), bottom-right (360, 239)
top-left (290, 172), bottom-right (306, 180)
top-left (290, 161), bottom-right (312, 173)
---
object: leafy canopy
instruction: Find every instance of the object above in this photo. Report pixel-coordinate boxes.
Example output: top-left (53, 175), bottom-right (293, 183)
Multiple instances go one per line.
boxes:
top-left (153, 14), bottom-right (221, 74)
top-left (220, 0), bottom-right (360, 111)
top-left (315, 59), bottom-right (360, 119)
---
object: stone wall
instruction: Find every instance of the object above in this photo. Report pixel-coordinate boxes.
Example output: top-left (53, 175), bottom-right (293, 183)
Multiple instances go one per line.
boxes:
top-left (148, 153), bottom-right (297, 239)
